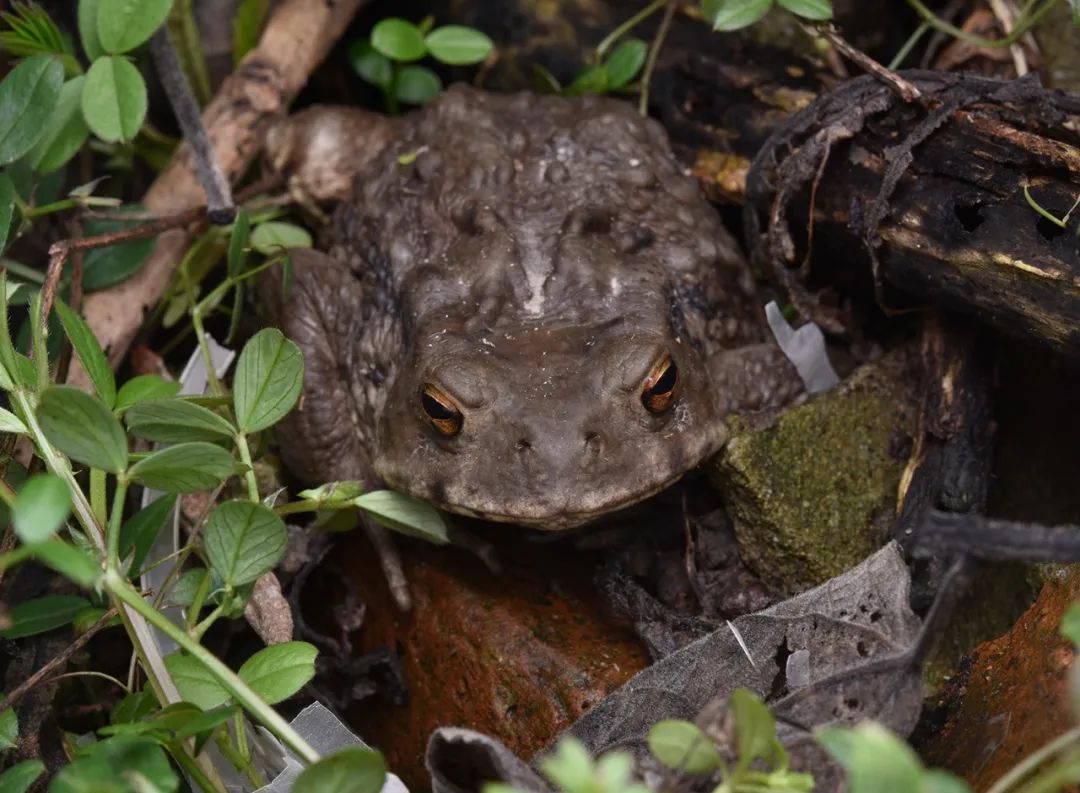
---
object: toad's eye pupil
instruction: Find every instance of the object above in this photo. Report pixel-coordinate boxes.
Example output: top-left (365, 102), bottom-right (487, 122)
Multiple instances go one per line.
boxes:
top-left (649, 362), bottom-right (677, 395)
top-left (422, 392), bottom-right (455, 420)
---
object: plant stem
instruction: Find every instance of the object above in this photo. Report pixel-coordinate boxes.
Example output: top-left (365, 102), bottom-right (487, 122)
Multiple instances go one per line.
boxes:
top-left (638, 0), bottom-right (675, 115)
top-left (987, 725), bottom-right (1080, 793)
top-left (216, 728), bottom-right (268, 788)
top-left (90, 469), bottom-right (107, 526)
top-left (106, 476), bottom-right (129, 570)
top-left (904, 0), bottom-right (1056, 48)
top-left (104, 568), bottom-right (321, 765)
top-left (596, 0), bottom-right (666, 58)
top-left (185, 568), bottom-right (214, 632)
top-left (191, 601), bottom-right (226, 641)
top-left (235, 433), bottom-right (260, 503)
top-left (888, 21), bottom-right (929, 69)
top-left (170, 744), bottom-right (224, 793)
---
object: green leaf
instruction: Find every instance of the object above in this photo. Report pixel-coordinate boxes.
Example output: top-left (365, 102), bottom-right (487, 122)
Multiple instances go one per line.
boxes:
top-left (0, 406), bottom-right (27, 434)
top-left (81, 207), bottom-right (157, 291)
top-left (249, 221), bottom-right (312, 255)
top-left (355, 490), bottom-right (449, 544)
top-left (12, 473), bottom-right (70, 544)
top-left (293, 746), bottom-right (387, 793)
top-left (78, 0), bottom-right (105, 59)
top-left (52, 735), bottom-right (179, 793)
top-left (112, 691), bottom-right (159, 724)
top-left (816, 722), bottom-right (923, 793)
top-left (204, 500), bottom-right (287, 587)
top-left (298, 480), bottom-right (366, 508)
top-left (348, 39), bottom-right (392, 90)
top-left (604, 39), bottom-right (647, 89)
top-left (0, 54), bottom-right (64, 166)
top-left (164, 653), bottom-right (230, 710)
top-left (118, 493), bottom-right (177, 572)
top-left (0, 759), bottom-right (44, 793)
top-left (232, 327), bottom-right (304, 433)
top-left (1061, 601), bottom-right (1080, 648)
top-left (702, 0), bottom-right (774, 31)
top-left (125, 398), bottom-right (235, 443)
top-left (0, 173), bottom-right (14, 253)
top-left (227, 210), bottom-right (250, 278)
top-left (565, 66), bottom-right (608, 97)
top-left (0, 594), bottom-right (89, 638)
top-left (776, 0), bottom-right (833, 19)
top-left (81, 55), bottom-right (147, 143)
top-left (233, 0), bottom-right (270, 63)
top-left (238, 641), bottom-right (317, 704)
top-left (55, 298), bottom-right (115, 408)
top-left (731, 688), bottom-right (777, 770)
top-left (424, 25), bottom-right (493, 65)
top-left (167, 567), bottom-right (209, 608)
top-left (172, 703), bottom-right (238, 741)
top-left (36, 385), bottom-right (128, 473)
top-left (647, 720), bottom-right (723, 773)
top-left (0, 707), bottom-right (16, 750)
top-left (370, 18), bottom-right (427, 62)
top-left (32, 540), bottom-right (100, 587)
top-left (114, 374), bottom-right (181, 413)
top-left (923, 770), bottom-right (974, 793)
top-left (27, 76), bottom-right (90, 174)
top-left (96, 0), bottom-right (173, 54)
top-left (539, 738), bottom-right (594, 792)
top-left (127, 442), bottom-right (235, 493)
top-left (395, 65), bottom-right (442, 105)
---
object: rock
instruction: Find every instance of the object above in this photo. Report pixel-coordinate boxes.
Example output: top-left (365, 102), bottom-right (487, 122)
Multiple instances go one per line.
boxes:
top-left (709, 347), bottom-right (919, 595)
top-left (919, 566), bottom-right (1080, 789)
top-left (336, 533), bottom-right (650, 790)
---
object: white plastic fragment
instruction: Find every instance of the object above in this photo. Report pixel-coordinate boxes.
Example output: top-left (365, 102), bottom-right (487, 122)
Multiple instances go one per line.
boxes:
top-left (785, 648), bottom-right (811, 690)
top-left (255, 702), bottom-right (410, 793)
top-left (765, 301), bottom-right (840, 394)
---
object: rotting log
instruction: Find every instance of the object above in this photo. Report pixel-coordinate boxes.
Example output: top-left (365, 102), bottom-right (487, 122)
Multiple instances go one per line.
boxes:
top-left (72, 0), bottom-right (369, 383)
top-left (745, 70), bottom-right (1080, 354)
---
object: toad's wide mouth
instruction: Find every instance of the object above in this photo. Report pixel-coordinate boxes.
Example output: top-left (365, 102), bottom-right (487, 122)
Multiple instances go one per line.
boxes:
top-left (390, 468), bottom-right (692, 532)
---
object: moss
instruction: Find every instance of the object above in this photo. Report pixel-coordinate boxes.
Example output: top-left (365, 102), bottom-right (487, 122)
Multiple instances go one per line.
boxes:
top-left (710, 350), bottom-right (918, 595)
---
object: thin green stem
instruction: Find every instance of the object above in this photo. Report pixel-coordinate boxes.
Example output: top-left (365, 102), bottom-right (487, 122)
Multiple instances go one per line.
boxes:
top-left (170, 744), bottom-right (225, 793)
top-left (216, 728), bottom-right (268, 788)
top-left (191, 601), bottom-right (226, 642)
top-left (904, 0), bottom-right (1056, 48)
top-left (595, 0), bottom-right (666, 58)
top-left (106, 477), bottom-right (128, 570)
top-left (888, 21), bottom-right (929, 69)
top-left (90, 469), bottom-right (107, 526)
top-left (29, 292), bottom-right (49, 390)
top-left (1023, 185), bottom-right (1069, 228)
top-left (47, 670), bottom-right (131, 695)
top-left (273, 500), bottom-right (325, 516)
top-left (0, 477), bottom-right (16, 510)
top-left (235, 433), bottom-right (260, 503)
top-left (987, 725), bottom-right (1080, 793)
top-left (185, 568), bottom-right (214, 632)
top-left (104, 569), bottom-right (321, 765)
top-left (181, 261), bottom-right (224, 397)
top-left (638, 0), bottom-right (675, 116)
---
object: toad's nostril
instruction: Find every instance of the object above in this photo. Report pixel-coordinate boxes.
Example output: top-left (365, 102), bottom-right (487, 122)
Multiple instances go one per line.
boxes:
top-left (515, 438), bottom-right (532, 452)
top-left (584, 431), bottom-right (602, 455)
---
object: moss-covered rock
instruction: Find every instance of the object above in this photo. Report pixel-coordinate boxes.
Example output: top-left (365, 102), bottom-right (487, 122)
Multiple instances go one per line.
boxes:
top-left (710, 348), bottom-right (919, 595)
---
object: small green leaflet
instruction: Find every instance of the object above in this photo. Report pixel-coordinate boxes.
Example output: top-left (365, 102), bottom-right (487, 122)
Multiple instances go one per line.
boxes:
top-left (36, 386), bottom-right (128, 473)
top-left (204, 500), bottom-right (287, 587)
top-left (55, 298), bottom-right (116, 408)
top-left (0, 594), bottom-right (90, 639)
top-left (647, 720), bottom-right (723, 773)
top-left (424, 25), bottom-right (493, 65)
top-left (0, 759), bottom-right (45, 793)
top-left (127, 442), bottom-right (235, 493)
top-left (293, 747), bottom-right (387, 793)
top-left (164, 653), bottom-right (230, 711)
top-left (125, 398), bottom-right (235, 443)
top-left (12, 473), bottom-right (70, 544)
top-left (355, 490), bottom-right (449, 544)
top-left (0, 54), bottom-right (64, 166)
top-left (237, 641), bottom-right (317, 704)
top-left (370, 18), bottom-right (427, 62)
top-left (81, 55), bottom-right (148, 143)
top-left (232, 328), bottom-right (304, 433)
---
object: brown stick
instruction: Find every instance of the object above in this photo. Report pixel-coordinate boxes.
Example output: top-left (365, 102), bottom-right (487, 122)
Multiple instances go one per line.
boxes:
top-left (807, 23), bottom-right (923, 102)
top-left (0, 608), bottom-right (118, 714)
top-left (71, 0), bottom-right (369, 382)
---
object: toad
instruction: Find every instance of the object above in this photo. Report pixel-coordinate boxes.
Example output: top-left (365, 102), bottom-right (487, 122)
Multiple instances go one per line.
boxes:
top-left (262, 85), bottom-right (802, 531)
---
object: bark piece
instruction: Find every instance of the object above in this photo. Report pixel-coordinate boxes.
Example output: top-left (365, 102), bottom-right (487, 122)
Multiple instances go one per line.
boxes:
top-left (747, 70), bottom-right (1080, 352)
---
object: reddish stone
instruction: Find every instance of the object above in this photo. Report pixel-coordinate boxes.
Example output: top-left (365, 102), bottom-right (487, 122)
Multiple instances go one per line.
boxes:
top-left (920, 567), bottom-right (1080, 789)
top-left (338, 533), bottom-right (650, 789)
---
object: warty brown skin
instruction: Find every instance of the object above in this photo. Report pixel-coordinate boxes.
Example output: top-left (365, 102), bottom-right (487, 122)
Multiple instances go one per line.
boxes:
top-left (262, 85), bottom-right (801, 530)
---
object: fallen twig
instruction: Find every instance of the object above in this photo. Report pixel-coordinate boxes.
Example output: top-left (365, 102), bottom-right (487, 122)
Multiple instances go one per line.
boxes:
top-left (0, 608), bottom-right (118, 715)
top-left (72, 0), bottom-right (368, 383)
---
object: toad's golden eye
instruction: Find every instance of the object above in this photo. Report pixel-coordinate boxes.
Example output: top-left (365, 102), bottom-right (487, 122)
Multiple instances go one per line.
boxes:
top-left (641, 354), bottom-right (679, 413)
top-left (421, 384), bottom-right (463, 436)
